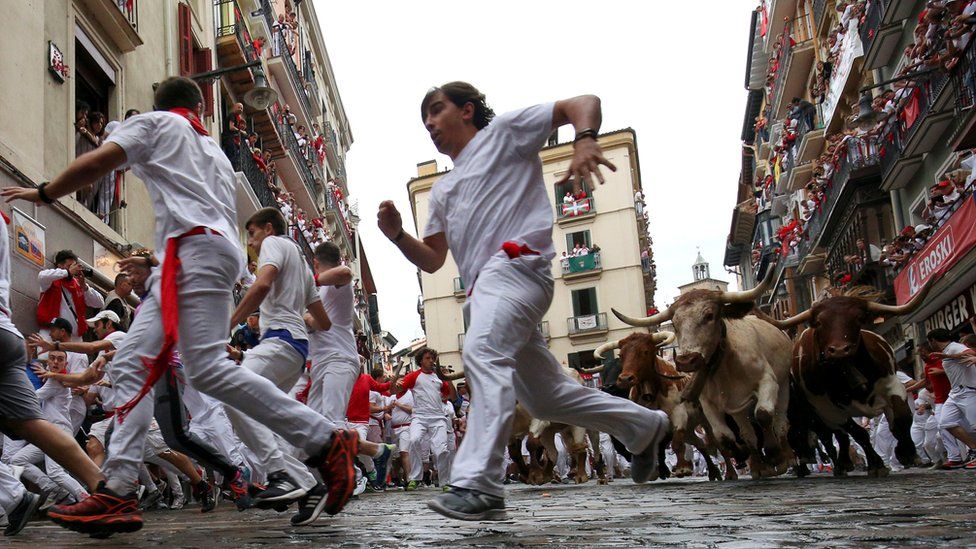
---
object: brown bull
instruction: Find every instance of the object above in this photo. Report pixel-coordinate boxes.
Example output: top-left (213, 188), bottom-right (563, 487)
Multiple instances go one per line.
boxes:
top-left (587, 332), bottom-right (734, 480)
top-left (613, 268), bottom-right (794, 479)
top-left (776, 286), bottom-right (930, 476)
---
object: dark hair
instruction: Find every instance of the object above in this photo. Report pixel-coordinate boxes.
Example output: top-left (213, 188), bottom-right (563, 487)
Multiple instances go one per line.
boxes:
top-left (76, 100), bottom-right (91, 115)
top-left (54, 249), bottom-right (77, 266)
top-left (314, 242), bottom-right (341, 266)
top-left (926, 328), bottom-right (954, 343)
top-left (246, 207), bottom-right (287, 236)
top-left (153, 76), bottom-right (204, 111)
top-left (917, 342), bottom-right (933, 355)
top-left (124, 108), bottom-right (140, 120)
top-left (370, 366), bottom-right (385, 379)
top-left (417, 348), bottom-right (438, 364)
top-left (50, 317), bottom-right (72, 333)
top-left (961, 334), bottom-right (976, 348)
top-left (421, 81), bottom-right (495, 130)
top-left (114, 273), bottom-right (129, 286)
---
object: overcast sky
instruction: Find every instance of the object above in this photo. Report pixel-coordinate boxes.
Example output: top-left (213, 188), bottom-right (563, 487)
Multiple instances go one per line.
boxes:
top-left (314, 1), bottom-right (756, 350)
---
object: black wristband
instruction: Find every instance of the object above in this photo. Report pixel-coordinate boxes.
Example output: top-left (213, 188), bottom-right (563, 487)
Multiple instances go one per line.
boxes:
top-left (37, 182), bottom-right (55, 204)
top-left (392, 228), bottom-right (406, 243)
top-left (573, 128), bottom-right (599, 144)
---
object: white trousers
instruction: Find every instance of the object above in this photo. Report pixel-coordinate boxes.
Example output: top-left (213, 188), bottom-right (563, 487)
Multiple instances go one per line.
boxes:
top-left (307, 354), bottom-right (360, 427)
top-left (8, 442), bottom-right (86, 499)
top-left (931, 403), bottom-right (959, 461)
top-left (409, 418), bottom-right (450, 482)
top-left (348, 422), bottom-right (374, 473)
top-left (453, 254), bottom-right (661, 497)
top-left (224, 338), bottom-right (318, 491)
top-left (939, 388), bottom-right (976, 432)
top-left (0, 459), bottom-right (25, 515)
top-left (102, 235), bottom-right (331, 492)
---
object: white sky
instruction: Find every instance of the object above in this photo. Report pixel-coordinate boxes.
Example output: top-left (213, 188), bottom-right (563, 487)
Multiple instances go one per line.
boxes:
top-left (314, 0), bottom-right (756, 350)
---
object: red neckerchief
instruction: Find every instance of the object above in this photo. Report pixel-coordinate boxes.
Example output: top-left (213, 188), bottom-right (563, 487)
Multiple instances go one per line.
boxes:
top-left (168, 108), bottom-right (209, 136)
top-left (0, 211), bottom-right (9, 225)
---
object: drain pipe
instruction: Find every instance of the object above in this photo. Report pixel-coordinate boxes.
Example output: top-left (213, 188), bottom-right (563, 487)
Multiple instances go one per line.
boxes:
top-left (891, 187), bottom-right (906, 232)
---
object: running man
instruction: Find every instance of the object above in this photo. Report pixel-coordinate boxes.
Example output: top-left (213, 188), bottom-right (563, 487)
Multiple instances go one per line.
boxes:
top-left (378, 83), bottom-right (670, 520)
top-left (2, 77), bottom-right (358, 537)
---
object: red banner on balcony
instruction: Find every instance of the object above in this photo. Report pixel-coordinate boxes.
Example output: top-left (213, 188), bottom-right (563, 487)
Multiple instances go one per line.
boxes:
top-left (894, 195), bottom-right (976, 304)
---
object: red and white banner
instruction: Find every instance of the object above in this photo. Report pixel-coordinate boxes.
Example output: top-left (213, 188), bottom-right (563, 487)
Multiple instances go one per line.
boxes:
top-left (894, 195), bottom-right (976, 304)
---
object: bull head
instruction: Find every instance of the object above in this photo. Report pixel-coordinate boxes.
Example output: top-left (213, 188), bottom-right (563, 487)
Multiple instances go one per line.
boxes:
top-left (437, 365), bottom-right (466, 381)
top-left (584, 332), bottom-right (679, 389)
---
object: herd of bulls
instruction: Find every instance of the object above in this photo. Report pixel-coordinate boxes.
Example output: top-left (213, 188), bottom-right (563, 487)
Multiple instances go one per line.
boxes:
top-left (596, 269), bottom-right (932, 481)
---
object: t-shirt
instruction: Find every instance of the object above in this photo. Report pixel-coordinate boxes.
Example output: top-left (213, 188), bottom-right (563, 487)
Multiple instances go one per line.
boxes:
top-left (309, 281), bottom-right (358, 362)
top-left (100, 330), bottom-right (128, 358)
top-left (401, 370), bottom-right (450, 420)
top-left (391, 390), bottom-right (413, 426)
top-left (942, 342), bottom-right (976, 391)
top-left (105, 111), bottom-right (244, 264)
top-left (424, 103), bottom-right (557, 286)
top-left (346, 374), bottom-right (391, 423)
top-left (443, 400), bottom-right (456, 434)
top-left (0, 218), bottom-right (21, 339)
top-left (368, 390), bottom-right (384, 426)
top-left (923, 358), bottom-right (951, 404)
top-left (66, 351), bottom-right (89, 427)
top-left (257, 235), bottom-right (317, 340)
top-left (36, 377), bottom-right (71, 430)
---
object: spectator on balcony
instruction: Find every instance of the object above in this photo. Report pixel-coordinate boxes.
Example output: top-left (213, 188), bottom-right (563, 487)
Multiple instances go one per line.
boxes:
top-left (225, 102), bottom-right (247, 148)
top-left (934, 179), bottom-right (962, 204)
top-left (788, 97), bottom-right (817, 130)
top-left (914, 224), bottom-right (934, 250)
top-left (573, 186), bottom-right (588, 202)
top-left (563, 191), bottom-right (574, 205)
top-left (281, 104), bottom-right (298, 127)
top-left (856, 238), bottom-right (882, 263)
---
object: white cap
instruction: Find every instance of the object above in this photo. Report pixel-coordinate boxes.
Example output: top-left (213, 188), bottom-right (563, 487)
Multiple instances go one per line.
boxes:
top-left (87, 310), bottom-right (121, 325)
top-left (915, 224), bottom-right (932, 233)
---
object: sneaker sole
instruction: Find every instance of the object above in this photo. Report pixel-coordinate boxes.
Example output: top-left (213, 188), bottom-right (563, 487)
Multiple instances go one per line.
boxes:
top-left (48, 511), bottom-right (143, 536)
top-left (253, 487), bottom-right (308, 504)
top-left (426, 499), bottom-right (507, 521)
top-left (322, 430), bottom-right (359, 516)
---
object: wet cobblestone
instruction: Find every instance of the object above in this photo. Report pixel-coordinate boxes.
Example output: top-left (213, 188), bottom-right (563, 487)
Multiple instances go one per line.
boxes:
top-left (8, 469), bottom-right (975, 548)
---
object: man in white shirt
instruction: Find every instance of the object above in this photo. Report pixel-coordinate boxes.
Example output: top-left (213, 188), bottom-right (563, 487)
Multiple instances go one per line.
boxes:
top-left (2, 77), bottom-right (358, 536)
top-left (929, 329), bottom-right (976, 468)
top-left (378, 82), bottom-right (669, 520)
top-left (397, 349), bottom-right (456, 491)
top-left (389, 390), bottom-right (414, 486)
top-left (36, 249), bottom-right (105, 340)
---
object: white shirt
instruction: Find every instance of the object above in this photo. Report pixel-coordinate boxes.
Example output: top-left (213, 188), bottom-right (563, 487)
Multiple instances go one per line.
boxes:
top-left (368, 390), bottom-right (384, 426)
top-left (391, 391), bottom-right (413, 426)
top-left (66, 351), bottom-right (89, 427)
top-left (106, 111), bottom-right (244, 263)
top-left (942, 342), bottom-right (976, 391)
top-left (443, 400), bottom-right (456, 434)
top-left (257, 235), bottom-right (317, 340)
top-left (37, 268), bottom-right (105, 335)
top-left (424, 103), bottom-right (557, 286)
top-left (37, 377), bottom-right (71, 430)
top-left (0, 219), bottom-right (21, 338)
top-left (406, 371), bottom-right (449, 420)
top-left (309, 281), bottom-right (358, 361)
top-left (100, 330), bottom-right (128, 358)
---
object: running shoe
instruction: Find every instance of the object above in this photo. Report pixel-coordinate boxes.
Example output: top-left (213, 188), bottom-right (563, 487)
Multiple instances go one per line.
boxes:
top-left (290, 483), bottom-right (328, 526)
top-left (170, 493), bottom-right (186, 510)
top-left (4, 491), bottom-right (45, 536)
top-left (138, 489), bottom-right (163, 511)
top-left (427, 487), bottom-right (506, 521)
top-left (254, 471), bottom-right (307, 507)
top-left (223, 469), bottom-right (253, 511)
top-left (631, 410), bottom-right (671, 483)
top-left (193, 481), bottom-right (216, 513)
top-left (47, 482), bottom-right (142, 537)
top-left (963, 449), bottom-right (976, 469)
top-left (405, 480), bottom-right (419, 491)
top-left (353, 473), bottom-right (368, 497)
top-left (306, 429), bottom-right (358, 516)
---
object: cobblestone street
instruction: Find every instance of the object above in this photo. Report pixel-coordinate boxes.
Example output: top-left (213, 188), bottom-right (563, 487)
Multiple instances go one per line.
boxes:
top-left (8, 469), bottom-right (975, 548)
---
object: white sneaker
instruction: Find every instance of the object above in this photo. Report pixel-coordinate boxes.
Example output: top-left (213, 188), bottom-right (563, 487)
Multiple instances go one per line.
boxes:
top-left (353, 474), bottom-right (368, 497)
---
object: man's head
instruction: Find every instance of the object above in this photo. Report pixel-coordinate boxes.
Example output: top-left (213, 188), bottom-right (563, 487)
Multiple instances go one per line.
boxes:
top-left (926, 328), bottom-right (955, 350)
top-left (420, 82), bottom-right (494, 158)
top-left (245, 208), bottom-right (287, 253)
top-left (46, 350), bottom-right (68, 374)
top-left (87, 310), bottom-right (121, 338)
top-left (153, 76), bottom-right (204, 115)
top-left (417, 348), bottom-right (438, 373)
top-left (114, 273), bottom-right (132, 298)
top-left (232, 102), bottom-right (244, 115)
top-left (55, 249), bottom-right (79, 273)
top-left (49, 317), bottom-right (73, 342)
top-left (371, 366), bottom-right (386, 381)
top-left (313, 242), bottom-right (341, 273)
top-left (246, 311), bottom-right (260, 330)
top-left (961, 333), bottom-right (976, 349)
top-left (124, 108), bottom-right (141, 120)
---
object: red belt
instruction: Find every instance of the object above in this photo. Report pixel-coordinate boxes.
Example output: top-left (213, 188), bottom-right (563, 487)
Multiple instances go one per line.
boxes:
top-left (115, 226), bottom-right (222, 421)
top-left (468, 241), bottom-right (540, 297)
top-left (394, 423), bottom-right (411, 429)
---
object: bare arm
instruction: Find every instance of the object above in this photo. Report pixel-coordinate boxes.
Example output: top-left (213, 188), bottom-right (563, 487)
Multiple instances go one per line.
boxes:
top-left (28, 334), bottom-right (114, 355)
top-left (377, 200), bottom-right (448, 273)
top-left (552, 95), bottom-right (617, 187)
top-left (1, 143), bottom-right (127, 203)
top-left (305, 299), bottom-right (332, 332)
top-left (230, 264), bottom-right (277, 328)
top-left (315, 266), bottom-right (353, 287)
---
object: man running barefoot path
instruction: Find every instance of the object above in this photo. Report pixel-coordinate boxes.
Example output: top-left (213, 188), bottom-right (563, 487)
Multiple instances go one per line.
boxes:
top-left (2, 76), bottom-right (359, 537)
top-left (378, 82), bottom-right (670, 520)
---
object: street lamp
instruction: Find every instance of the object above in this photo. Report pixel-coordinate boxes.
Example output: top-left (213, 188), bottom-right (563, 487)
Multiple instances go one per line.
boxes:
top-left (190, 59), bottom-right (278, 111)
top-left (852, 67), bottom-right (938, 129)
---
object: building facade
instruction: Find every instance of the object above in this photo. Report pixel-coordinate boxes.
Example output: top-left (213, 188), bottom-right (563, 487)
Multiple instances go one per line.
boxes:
top-left (725, 0), bottom-right (976, 375)
top-left (0, 0), bottom-right (387, 361)
top-left (407, 129), bottom-right (656, 381)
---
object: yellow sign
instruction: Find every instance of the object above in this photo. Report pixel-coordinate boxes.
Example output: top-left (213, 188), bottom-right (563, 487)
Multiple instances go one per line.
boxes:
top-left (12, 208), bottom-right (44, 267)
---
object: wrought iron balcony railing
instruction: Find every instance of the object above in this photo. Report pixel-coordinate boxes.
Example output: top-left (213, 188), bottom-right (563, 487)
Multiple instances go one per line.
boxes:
top-left (567, 313), bottom-right (608, 336)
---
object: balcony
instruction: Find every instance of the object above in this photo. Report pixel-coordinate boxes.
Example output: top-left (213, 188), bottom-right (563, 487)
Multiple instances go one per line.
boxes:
top-left (79, 0), bottom-right (141, 52)
top-left (223, 141), bottom-right (277, 210)
top-left (289, 223), bottom-right (315, 266)
top-left (259, 0), bottom-right (317, 126)
top-left (567, 313), bottom-right (609, 339)
top-left (861, 0), bottom-right (903, 71)
top-left (561, 252), bottom-right (602, 282)
top-left (770, 14), bottom-right (816, 120)
top-left (950, 34), bottom-right (976, 150)
top-left (823, 188), bottom-right (895, 301)
top-left (453, 277), bottom-right (466, 299)
top-left (557, 197), bottom-right (596, 225)
top-left (323, 186), bottom-right (354, 254)
top-left (812, 0), bottom-right (827, 32)
top-left (272, 104), bottom-right (321, 214)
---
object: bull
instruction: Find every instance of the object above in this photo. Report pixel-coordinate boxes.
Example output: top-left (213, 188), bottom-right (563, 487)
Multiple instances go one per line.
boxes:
top-left (612, 270), bottom-right (794, 478)
top-left (773, 286), bottom-right (930, 476)
top-left (583, 332), bottom-right (730, 480)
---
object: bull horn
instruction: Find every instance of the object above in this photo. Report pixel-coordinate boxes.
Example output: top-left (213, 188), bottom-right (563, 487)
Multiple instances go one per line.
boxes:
top-left (612, 306), bottom-right (673, 327)
top-left (580, 364), bottom-right (605, 374)
top-left (865, 281), bottom-right (932, 316)
top-left (718, 264), bottom-right (775, 304)
top-left (438, 368), bottom-right (466, 381)
top-left (652, 331), bottom-right (676, 346)
top-left (592, 340), bottom-right (621, 360)
top-left (772, 309), bottom-right (812, 330)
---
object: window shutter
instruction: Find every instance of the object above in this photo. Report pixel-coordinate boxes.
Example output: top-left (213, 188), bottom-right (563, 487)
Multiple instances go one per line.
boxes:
top-left (571, 290), bottom-right (581, 317)
top-left (178, 3), bottom-right (193, 76)
top-left (583, 230), bottom-right (591, 248)
top-left (565, 233), bottom-right (573, 252)
top-left (193, 48), bottom-right (213, 117)
top-left (586, 288), bottom-right (598, 316)
top-left (568, 352), bottom-right (580, 370)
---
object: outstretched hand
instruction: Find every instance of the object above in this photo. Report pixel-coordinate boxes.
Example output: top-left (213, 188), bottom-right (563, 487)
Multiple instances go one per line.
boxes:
top-left (0, 187), bottom-right (42, 204)
top-left (555, 138), bottom-right (617, 188)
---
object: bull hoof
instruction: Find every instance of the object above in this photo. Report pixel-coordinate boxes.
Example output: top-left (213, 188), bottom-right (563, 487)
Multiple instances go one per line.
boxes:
top-left (597, 478), bottom-right (609, 486)
top-left (575, 474), bottom-right (589, 485)
top-left (672, 466), bottom-right (692, 478)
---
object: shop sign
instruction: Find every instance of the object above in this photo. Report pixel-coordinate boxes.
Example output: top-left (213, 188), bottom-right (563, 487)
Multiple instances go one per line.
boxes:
top-left (921, 282), bottom-right (976, 334)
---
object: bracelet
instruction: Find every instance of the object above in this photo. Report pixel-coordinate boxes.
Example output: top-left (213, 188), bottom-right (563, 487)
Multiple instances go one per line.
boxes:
top-left (54, 341), bottom-right (60, 351)
top-left (573, 128), bottom-right (599, 144)
top-left (37, 182), bottom-right (55, 204)
top-left (392, 228), bottom-right (405, 243)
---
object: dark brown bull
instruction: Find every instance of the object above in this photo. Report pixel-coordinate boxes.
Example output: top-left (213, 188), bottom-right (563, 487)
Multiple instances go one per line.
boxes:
top-left (776, 285), bottom-right (930, 476)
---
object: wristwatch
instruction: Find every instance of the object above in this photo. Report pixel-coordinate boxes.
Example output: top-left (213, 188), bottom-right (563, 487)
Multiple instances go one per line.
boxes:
top-left (37, 182), bottom-right (55, 204)
top-left (392, 228), bottom-right (406, 243)
top-left (573, 128), bottom-right (599, 144)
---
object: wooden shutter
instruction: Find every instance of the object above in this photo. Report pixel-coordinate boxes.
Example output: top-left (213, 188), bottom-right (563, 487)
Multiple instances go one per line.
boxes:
top-left (193, 47), bottom-right (213, 117)
top-left (177, 3), bottom-right (193, 76)
top-left (571, 290), bottom-right (582, 317)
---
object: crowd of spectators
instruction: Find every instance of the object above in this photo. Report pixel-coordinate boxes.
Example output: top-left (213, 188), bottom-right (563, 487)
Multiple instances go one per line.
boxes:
top-left (73, 103), bottom-right (140, 227)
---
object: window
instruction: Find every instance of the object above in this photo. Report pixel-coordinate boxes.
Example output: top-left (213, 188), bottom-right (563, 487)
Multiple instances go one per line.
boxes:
top-left (565, 230), bottom-right (591, 251)
top-left (571, 288), bottom-right (598, 316)
top-left (555, 178), bottom-right (594, 218)
top-left (567, 349), bottom-right (601, 371)
top-left (178, 3), bottom-right (214, 117)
